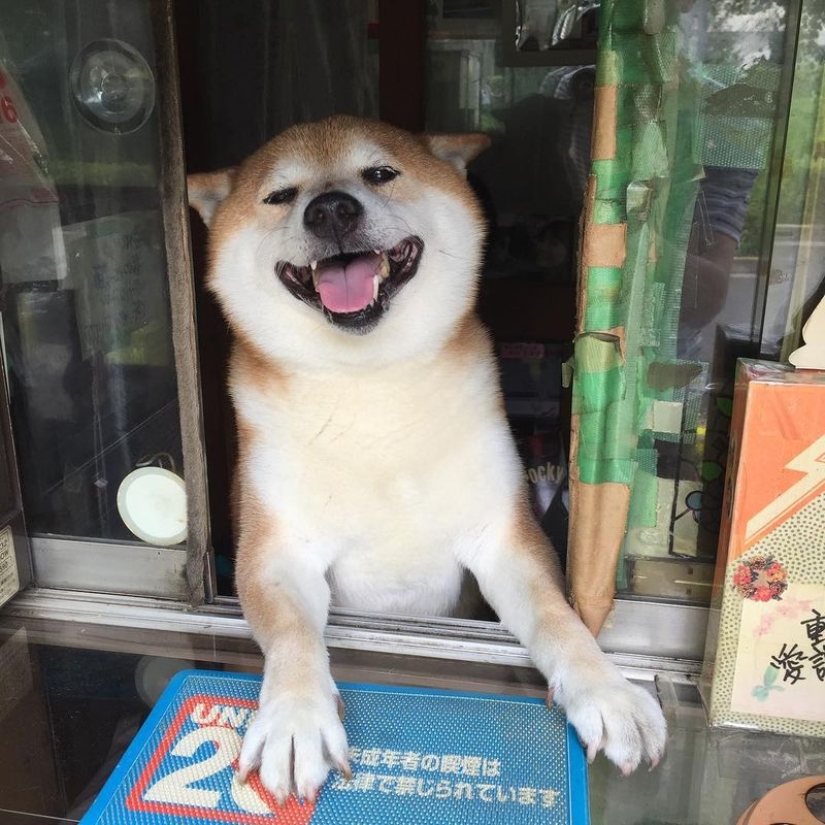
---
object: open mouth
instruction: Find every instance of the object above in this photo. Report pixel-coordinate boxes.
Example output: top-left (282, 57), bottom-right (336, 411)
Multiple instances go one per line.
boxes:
top-left (275, 236), bottom-right (424, 333)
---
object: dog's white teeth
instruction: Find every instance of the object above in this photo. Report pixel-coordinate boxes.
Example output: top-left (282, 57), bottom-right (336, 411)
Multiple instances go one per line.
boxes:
top-left (378, 252), bottom-right (390, 281)
top-left (373, 248), bottom-right (381, 255)
top-left (372, 274), bottom-right (380, 301)
top-left (310, 260), bottom-right (318, 271)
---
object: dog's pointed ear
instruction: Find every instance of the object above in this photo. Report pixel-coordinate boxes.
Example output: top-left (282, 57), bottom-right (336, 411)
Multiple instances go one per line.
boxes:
top-left (424, 133), bottom-right (491, 173)
top-left (187, 168), bottom-right (236, 227)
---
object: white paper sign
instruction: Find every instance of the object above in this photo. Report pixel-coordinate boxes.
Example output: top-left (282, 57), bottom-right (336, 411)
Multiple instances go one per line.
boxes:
top-left (0, 526), bottom-right (20, 608)
top-left (62, 211), bottom-right (172, 365)
top-left (730, 583), bottom-right (825, 722)
top-left (789, 296), bottom-right (825, 370)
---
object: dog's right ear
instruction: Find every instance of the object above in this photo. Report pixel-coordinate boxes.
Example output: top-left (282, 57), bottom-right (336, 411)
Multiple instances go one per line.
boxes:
top-left (423, 133), bottom-right (491, 173)
top-left (187, 168), bottom-right (236, 227)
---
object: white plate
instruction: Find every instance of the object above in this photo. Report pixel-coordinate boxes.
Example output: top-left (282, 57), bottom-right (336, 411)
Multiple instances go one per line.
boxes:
top-left (117, 467), bottom-right (187, 546)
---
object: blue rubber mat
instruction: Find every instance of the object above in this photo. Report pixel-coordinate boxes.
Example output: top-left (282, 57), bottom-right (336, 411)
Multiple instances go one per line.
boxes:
top-left (81, 669), bottom-right (589, 824)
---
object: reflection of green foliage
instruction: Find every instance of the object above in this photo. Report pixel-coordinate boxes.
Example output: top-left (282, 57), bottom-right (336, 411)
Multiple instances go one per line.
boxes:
top-left (704, 60), bottom-right (781, 118)
top-left (715, 396), bottom-right (733, 416)
top-left (711, 0), bottom-right (825, 62)
top-left (777, 66), bottom-right (824, 211)
top-left (46, 159), bottom-right (157, 188)
top-left (715, 0), bottom-right (825, 257)
top-left (738, 173), bottom-right (766, 257)
top-left (704, 85), bottom-right (775, 117)
top-left (699, 460), bottom-right (723, 481)
top-left (740, 65), bottom-right (824, 255)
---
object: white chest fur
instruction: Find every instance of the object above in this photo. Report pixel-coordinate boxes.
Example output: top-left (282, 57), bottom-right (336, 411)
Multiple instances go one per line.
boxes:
top-left (234, 352), bottom-right (521, 615)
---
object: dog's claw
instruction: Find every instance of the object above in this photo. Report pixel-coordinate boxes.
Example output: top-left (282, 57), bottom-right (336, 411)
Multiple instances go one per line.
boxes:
top-left (545, 687), bottom-right (555, 708)
top-left (336, 694), bottom-right (346, 721)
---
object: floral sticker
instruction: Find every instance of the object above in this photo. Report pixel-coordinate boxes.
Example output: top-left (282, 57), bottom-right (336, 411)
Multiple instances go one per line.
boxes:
top-left (732, 554), bottom-right (788, 602)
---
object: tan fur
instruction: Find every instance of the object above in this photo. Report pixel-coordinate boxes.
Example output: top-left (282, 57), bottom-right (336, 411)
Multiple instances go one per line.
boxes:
top-left (443, 312), bottom-right (490, 360)
top-left (230, 339), bottom-right (289, 398)
top-left (205, 117), bottom-right (487, 262)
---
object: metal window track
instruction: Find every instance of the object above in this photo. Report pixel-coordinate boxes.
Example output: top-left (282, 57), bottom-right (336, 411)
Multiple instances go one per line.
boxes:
top-left (5, 587), bottom-right (703, 683)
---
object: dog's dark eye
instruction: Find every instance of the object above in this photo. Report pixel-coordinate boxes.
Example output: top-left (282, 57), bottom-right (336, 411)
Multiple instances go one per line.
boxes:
top-left (362, 166), bottom-right (399, 185)
top-left (263, 187), bottom-right (298, 205)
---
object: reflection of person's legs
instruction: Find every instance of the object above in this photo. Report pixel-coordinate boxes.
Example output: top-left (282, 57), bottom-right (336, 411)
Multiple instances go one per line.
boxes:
top-left (679, 166), bottom-right (759, 352)
top-left (680, 232), bottom-right (738, 330)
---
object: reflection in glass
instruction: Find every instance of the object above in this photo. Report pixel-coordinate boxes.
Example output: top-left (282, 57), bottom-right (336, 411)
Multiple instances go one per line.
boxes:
top-left (0, 0), bottom-right (183, 541)
top-left (611, 0), bottom-right (803, 600)
top-left (426, 11), bottom-right (592, 570)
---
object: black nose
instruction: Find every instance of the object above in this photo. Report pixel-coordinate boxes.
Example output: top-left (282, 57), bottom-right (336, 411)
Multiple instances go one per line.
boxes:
top-left (303, 191), bottom-right (363, 240)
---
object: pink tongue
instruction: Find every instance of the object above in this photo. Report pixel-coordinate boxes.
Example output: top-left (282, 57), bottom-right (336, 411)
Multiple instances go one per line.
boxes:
top-left (316, 254), bottom-right (380, 313)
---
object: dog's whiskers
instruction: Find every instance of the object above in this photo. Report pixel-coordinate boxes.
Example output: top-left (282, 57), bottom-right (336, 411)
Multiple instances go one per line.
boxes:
top-left (256, 227), bottom-right (301, 261)
top-left (381, 180), bottom-right (398, 207)
top-left (437, 248), bottom-right (471, 262)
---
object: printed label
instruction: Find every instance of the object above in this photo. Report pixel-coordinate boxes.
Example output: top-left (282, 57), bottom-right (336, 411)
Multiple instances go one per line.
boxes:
top-left (0, 526), bottom-right (20, 608)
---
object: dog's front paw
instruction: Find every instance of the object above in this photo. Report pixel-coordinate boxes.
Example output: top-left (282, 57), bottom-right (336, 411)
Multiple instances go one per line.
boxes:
top-left (238, 685), bottom-right (350, 803)
top-left (559, 675), bottom-right (666, 775)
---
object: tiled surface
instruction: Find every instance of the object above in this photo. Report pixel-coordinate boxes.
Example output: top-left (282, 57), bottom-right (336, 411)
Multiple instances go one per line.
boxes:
top-left (0, 616), bottom-right (823, 825)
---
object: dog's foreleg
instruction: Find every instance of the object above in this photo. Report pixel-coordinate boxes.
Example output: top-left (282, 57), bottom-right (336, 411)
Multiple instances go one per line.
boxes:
top-left (464, 503), bottom-right (666, 774)
top-left (235, 517), bottom-right (349, 803)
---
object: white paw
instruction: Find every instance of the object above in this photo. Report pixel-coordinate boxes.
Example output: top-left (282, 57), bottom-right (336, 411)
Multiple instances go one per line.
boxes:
top-left (238, 684), bottom-right (350, 803)
top-left (559, 675), bottom-right (666, 774)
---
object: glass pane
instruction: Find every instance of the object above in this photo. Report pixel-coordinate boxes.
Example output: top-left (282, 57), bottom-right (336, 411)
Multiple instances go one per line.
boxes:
top-left (180, 0), bottom-right (379, 594)
top-left (0, 0), bottom-right (184, 543)
top-left (4, 616), bottom-right (825, 825)
top-left (425, 4), bottom-right (592, 572)
top-left (570, 0), bottom-right (803, 604)
top-left (183, 0), bottom-right (379, 170)
top-left (0, 412), bottom-right (17, 522)
top-left (762, 0), bottom-right (825, 360)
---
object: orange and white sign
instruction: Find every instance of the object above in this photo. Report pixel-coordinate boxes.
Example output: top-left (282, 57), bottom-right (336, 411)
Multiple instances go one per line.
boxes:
top-left (701, 360), bottom-right (825, 737)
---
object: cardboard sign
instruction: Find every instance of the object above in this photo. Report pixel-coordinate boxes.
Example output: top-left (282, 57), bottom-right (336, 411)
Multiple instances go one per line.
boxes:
top-left (701, 360), bottom-right (825, 737)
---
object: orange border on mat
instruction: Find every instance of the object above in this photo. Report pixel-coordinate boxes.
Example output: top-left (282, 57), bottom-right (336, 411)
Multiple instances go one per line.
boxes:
top-left (126, 694), bottom-right (315, 824)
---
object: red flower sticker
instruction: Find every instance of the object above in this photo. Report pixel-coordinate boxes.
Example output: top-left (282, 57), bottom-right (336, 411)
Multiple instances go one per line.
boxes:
top-left (732, 555), bottom-right (788, 602)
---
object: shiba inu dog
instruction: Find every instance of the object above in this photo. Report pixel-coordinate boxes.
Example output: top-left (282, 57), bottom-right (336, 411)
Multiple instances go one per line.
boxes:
top-left (188, 115), bottom-right (666, 803)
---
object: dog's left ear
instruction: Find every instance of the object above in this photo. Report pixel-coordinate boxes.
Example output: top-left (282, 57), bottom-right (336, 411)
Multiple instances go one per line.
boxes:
top-left (424, 133), bottom-right (491, 173)
top-left (187, 168), bottom-right (237, 227)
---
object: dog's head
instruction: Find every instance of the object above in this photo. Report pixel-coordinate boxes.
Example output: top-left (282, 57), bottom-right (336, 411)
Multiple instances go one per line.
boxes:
top-left (188, 116), bottom-right (490, 368)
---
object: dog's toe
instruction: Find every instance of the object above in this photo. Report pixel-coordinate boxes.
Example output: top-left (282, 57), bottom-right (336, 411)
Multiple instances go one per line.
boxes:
top-left (562, 678), bottom-right (666, 774)
top-left (237, 716), bottom-right (268, 783)
top-left (241, 687), bottom-right (349, 803)
top-left (256, 726), bottom-right (293, 803)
